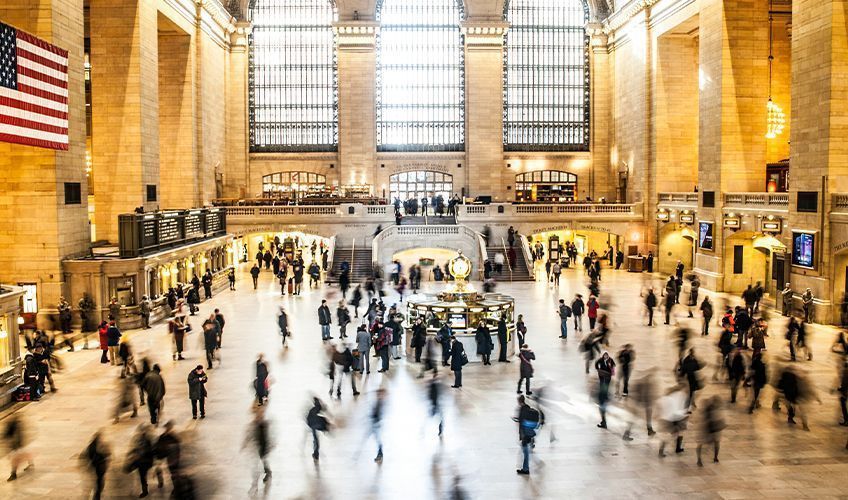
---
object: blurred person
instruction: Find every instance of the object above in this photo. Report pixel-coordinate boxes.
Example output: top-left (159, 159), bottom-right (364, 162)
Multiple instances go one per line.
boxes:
top-left (517, 344), bottom-right (535, 395)
top-left (255, 354), bottom-right (269, 406)
top-left (202, 315), bottom-right (219, 369)
top-left (81, 431), bottom-right (110, 500)
top-left (411, 317), bottom-right (427, 363)
top-left (663, 279), bottom-right (676, 325)
top-left (750, 317), bottom-right (768, 352)
top-left (728, 347), bottom-right (746, 403)
top-left (4, 415), bottom-right (34, 481)
top-left (595, 351), bottom-right (615, 428)
top-left (449, 335), bottom-right (467, 388)
top-left (497, 316), bottom-right (509, 362)
top-left (277, 306), bottom-right (289, 348)
top-left (213, 308), bottom-right (226, 348)
top-left (328, 344), bottom-right (359, 399)
top-left (243, 406), bottom-right (273, 491)
top-left (114, 375), bottom-right (139, 423)
top-left (687, 275), bottom-right (700, 317)
top-left (337, 300), bottom-right (351, 340)
top-left (355, 323), bottom-right (371, 373)
top-left (696, 396), bottom-right (725, 466)
top-left (350, 285), bottom-right (363, 318)
top-left (475, 320), bottom-right (493, 365)
top-left (748, 350), bottom-right (768, 413)
top-left (838, 361), bottom-right (848, 425)
top-left (154, 421), bottom-right (182, 490)
top-left (580, 330), bottom-right (602, 374)
top-left (142, 364), bottom-right (166, 425)
top-left (587, 295), bottom-right (600, 330)
top-left (797, 318), bottom-right (812, 361)
top-left (363, 388), bottom-right (387, 463)
top-left (773, 365), bottom-right (818, 430)
top-left (616, 344), bottom-right (635, 397)
top-left (125, 424), bottom-right (157, 498)
top-left (427, 373), bottom-right (445, 437)
top-left (622, 372), bottom-right (657, 440)
top-left (513, 395), bottom-right (542, 475)
top-left (188, 365), bottom-right (208, 419)
top-left (118, 338), bottom-right (136, 379)
top-left (678, 349), bottom-right (703, 411)
top-left (106, 319), bottom-right (122, 365)
top-left (657, 384), bottom-right (689, 457)
top-left (421, 336), bottom-right (440, 379)
top-left (306, 397), bottom-right (331, 461)
top-left (170, 300), bottom-right (189, 360)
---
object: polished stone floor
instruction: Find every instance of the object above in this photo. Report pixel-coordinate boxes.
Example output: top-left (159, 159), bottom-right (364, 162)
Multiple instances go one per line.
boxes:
top-left (2, 264), bottom-right (848, 499)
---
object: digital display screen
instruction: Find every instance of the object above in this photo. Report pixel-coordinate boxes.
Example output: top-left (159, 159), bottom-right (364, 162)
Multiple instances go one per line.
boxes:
top-left (448, 313), bottom-right (466, 329)
top-left (699, 222), bottom-right (714, 250)
top-left (792, 231), bottom-right (815, 269)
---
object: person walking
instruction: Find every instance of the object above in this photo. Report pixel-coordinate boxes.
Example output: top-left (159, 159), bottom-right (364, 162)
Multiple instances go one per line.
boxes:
top-left (367, 389), bottom-right (387, 463)
top-left (411, 318), bottom-right (427, 363)
top-left (514, 395), bottom-right (542, 475)
top-left (255, 354), bottom-right (269, 406)
top-left (551, 261), bottom-right (561, 287)
top-left (616, 344), bottom-right (635, 397)
top-left (678, 349), bottom-right (703, 411)
top-left (644, 288), bottom-right (658, 326)
top-left (475, 320), bottom-right (493, 365)
top-left (748, 350), bottom-right (768, 413)
top-left (517, 344), bottom-right (535, 395)
top-left (657, 384), bottom-right (689, 457)
top-left (449, 336), bottom-right (466, 388)
top-left (202, 315), bottom-right (219, 369)
top-left (318, 300), bottom-right (332, 341)
top-left (142, 364), bottom-right (165, 425)
top-left (375, 321), bottom-right (392, 373)
top-left (277, 307), bottom-right (289, 348)
top-left (696, 396), bottom-right (725, 466)
top-left (595, 351), bottom-right (616, 428)
top-left (306, 397), bottom-right (331, 461)
top-left (571, 294), bottom-right (585, 333)
top-left (516, 314), bottom-right (527, 347)
top-left (587, 296), bottom-right (600, 330)
top-left (356, 324), bottom-right (372, 373)
top-left (250, 264), bottom-right (260, 289)
top-left (243, 406), bottom-right (273, 491)
top-left (728, 347), bottom-right (746, 403)
top-left (228, 267), bottom-right (236, 290)
top-left (187, 365), bottom-right (208, 419)
top-left (82, 432), bottom-right (110, 500)
top-left (699, 296), bottom-right (713, 335)
top-left (557, 299), bottom-right (571, 339)
top-left (4, 415), bottom-right (33, 482)
top-left (140, 296), bottom-right (152, 329)
top-left (125, 424), bottom-right (156, 498)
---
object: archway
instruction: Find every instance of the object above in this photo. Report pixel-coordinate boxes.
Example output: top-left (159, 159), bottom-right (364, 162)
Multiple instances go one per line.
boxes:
top-left (723, 231), bottom-right (786, 294)
top-left (392, 248), bottom-right (459, 282)
top-left (373, 225), bottom-right (484, 279)
top-left (389, 171), bottom-right (454, 203)
top-left (514, 170), bottom-right (578, 202)
top-left (658, 224), bottom-right (696, 276)
top-left (526, 228), bottom-right (622, 265)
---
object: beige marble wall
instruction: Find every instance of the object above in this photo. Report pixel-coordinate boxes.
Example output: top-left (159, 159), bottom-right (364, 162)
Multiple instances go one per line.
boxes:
top-left (0, 0), bottom-right (90, 319)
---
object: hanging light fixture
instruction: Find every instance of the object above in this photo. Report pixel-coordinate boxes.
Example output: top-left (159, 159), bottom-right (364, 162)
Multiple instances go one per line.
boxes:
top-left (766, 0), bottom-right (785, 139)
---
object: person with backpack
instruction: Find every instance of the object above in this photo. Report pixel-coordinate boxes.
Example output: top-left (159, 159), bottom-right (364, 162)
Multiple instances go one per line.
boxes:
top-left (557, 299), bottom-right (572, 339)
top-left (514, 395), bottom-right (542, 475)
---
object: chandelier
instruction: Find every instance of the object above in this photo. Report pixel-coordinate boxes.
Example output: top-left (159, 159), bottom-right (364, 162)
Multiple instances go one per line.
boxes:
top-left (766, 99), bottom-right (785, 139)
top-left (765, 0), bottom-right (785, 139)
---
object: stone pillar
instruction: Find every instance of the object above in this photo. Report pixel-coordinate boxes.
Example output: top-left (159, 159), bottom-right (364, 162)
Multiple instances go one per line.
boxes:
top-left (334, 22), bottom-right (378, 189)
top-left (694, 0), bottom-right (769, 291)
top-left (225, 22), bottom-right (250, 198)
top-left (462, 21), bottom-right (508, 200)
top-left (588, 25), bottom-right (613, 202)
top-left (788, 0), bottom-right (848, 322)
top-left (90, 0), bottom-right (160, 242)
top-left (0, 0), bottom-right (90, 321)
top-left (158, 28), bottom-right (196, 209)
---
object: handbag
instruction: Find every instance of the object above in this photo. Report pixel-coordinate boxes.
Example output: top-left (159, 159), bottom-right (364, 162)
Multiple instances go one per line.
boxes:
top-left (461, 351), bottom-right (469, 366)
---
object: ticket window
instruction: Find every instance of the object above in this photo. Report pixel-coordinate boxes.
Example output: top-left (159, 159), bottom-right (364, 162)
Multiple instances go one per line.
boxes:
top-left (109, 276), bottom-right (137, 306)
top-left (0, 315), bottom-right (12, 370)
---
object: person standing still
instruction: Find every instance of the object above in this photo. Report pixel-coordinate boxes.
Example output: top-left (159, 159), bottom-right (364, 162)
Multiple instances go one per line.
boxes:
top-left (213, 308), bottom-right (225, 348)
top-left (250, 264), bottom-right (260, 290)
top-left (517, 344), bottom-right (535, 394)
top-left (140, 296), bottom-right (152, 329)
top-left (644, 288), bottom-right (658, 326)
top-left (187, 365), bottom-right (208, 419)
top-left (557, 299), bottom-right (571, 339)
top-left (802, 288), bottom-right (814, 323)
top-left (497, 317), bottom-right (510, 363)
top-left (781, 283), bottom-right (793, 316)
top-left (571, 294), bottom-right (585, 332)
top-left (475, 320), bottom-right (493, 365)
top-left (106, 320), bottom-right (122, 366)
top-left (318, 300), bottom-right (332, 341)
top-left (449, 336), bottom-right (466, 388)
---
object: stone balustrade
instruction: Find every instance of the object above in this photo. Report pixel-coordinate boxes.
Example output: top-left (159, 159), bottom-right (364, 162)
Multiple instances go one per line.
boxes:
top-left (723, 192), bottom-right (789, 210)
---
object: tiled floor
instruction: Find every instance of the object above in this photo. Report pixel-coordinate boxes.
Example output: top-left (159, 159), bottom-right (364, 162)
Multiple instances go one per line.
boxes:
top-left (1, 265), bottom-right (848, 499)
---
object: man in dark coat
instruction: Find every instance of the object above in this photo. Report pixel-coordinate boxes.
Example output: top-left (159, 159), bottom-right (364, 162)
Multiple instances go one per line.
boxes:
top-left (437, 322), bottom-right (453, 366)
top-left (142, 364), bottom-right (166, 425)
top-left (202, 316), bottom-right (219, 369)
top-left (250, 264), bottom-right (260, 289)
top-left (318, 300), bottom-right (332, 341)
top-left (449, 336), bottom-right (465, 388)
top-left (187, 365), bottom-right (208, 419)
top-left (202, 270), bottom-right (213, 300)
top-left (474, 321), bottom-right (493, 365)
top-left (497, 317), bottom-right (510, 363)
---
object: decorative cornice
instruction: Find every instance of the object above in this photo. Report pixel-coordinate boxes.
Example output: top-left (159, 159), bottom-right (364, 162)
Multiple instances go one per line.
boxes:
top-left (604, 0), bottom-right (661, 33)
top-left (196, 0), bottom-right (236, 35)
top-left (461, 21), bottom-right (509, 48)
top-left (333, 21), bottom-right (380, 50)
top-left (230, 20), bottom-right (251, 48)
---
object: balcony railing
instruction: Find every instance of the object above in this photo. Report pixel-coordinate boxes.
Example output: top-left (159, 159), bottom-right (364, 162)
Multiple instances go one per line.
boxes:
top-left (458, 202), bottom-right (642, 218)
top-left (657, 192), bottom-right (699, 204)
top-left (724, 192), bottom-right (789, 209)
top-left (833, 194), bottom-right (848, 211)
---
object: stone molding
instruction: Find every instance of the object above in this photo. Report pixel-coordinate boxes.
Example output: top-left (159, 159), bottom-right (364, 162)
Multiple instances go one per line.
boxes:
top-left (461, 21), bottom-right (509, 48)
top-left (333, 21), bottom-right (380, 50)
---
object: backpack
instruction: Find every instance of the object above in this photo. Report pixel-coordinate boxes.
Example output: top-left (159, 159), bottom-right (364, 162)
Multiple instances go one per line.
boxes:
top-left (560, 305), bottom-right (572, 319)
top-left (521, 406), bottom-right (543, 437)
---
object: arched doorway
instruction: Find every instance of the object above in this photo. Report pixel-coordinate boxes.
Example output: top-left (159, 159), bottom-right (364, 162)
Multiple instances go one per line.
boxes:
top-left (514, 170), bottom-right (578, 202)
top-left (389, 171), bottom-right (454, 202)
top-left (723, 232), bottom-right (786, 294)
top-left (658, 224), bottom-right (696, 276)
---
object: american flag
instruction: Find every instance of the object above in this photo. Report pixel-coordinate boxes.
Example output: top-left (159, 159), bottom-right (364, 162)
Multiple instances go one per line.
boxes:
top-left (0, 22), bottom-right (69, 151)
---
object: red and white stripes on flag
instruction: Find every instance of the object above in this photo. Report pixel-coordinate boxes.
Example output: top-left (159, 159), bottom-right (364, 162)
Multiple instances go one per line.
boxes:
top-left (0, 22), bottom-right (70, 151)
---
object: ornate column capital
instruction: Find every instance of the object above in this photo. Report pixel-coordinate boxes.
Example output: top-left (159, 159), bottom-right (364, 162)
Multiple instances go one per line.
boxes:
top-left (333, 21), bottom-right (380, 50)
top-left (461, 21), bottom-right (509, 48)
top-left (230, 21), bottom-right (251, 50)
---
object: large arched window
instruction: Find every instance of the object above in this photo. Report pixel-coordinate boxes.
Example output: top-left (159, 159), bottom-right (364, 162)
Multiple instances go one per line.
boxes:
top-left (504, 0), bottom-right (589, 151)
top-left (376, 0), bottom-right (465, 152)
top-left (249, 0), bottom-right (338, 152)
top-left (389, 171), bottom-right (454, 202)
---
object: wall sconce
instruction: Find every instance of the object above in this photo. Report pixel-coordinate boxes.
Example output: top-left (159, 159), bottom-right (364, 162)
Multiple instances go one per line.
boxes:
top-left (656, 210), bottom-right (670, 222)
top-left (679, 210), bottom-right (695, 224)
top-left (187, 262), bottom-right (195, 269)
top-left (761, 215), bottom-right (782, 233)
top-left (723, 213), bottom-right (741, 229)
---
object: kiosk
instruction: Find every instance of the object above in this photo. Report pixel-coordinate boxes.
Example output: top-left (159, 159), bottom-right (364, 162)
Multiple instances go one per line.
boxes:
top-left (405, 251), bottom-right (516, 362)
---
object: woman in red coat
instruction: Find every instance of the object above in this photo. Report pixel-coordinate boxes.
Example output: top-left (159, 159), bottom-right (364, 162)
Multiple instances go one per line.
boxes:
top-left (587, 296), bottom-right (600, 330)
top-left (97, 321), bottom-right (109, 364)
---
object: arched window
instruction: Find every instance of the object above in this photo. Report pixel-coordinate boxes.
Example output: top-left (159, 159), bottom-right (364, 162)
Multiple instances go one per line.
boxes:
top-left (389, 171), bottom-right (454, 202)
top-left (504, 0), bottom-right (589, 151)
top-left (376, 0), bottom-right (465, 152)
top-left (249, 0), bottom-right (338, 152)
top-left (515, 170), bottom-right (578, 202)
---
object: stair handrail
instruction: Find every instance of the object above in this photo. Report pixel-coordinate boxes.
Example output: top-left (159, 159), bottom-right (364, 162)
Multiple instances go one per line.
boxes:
top-left (500, 236), bottom-right (514, 282)
top-left (327, 235), bottom-right (336, 276)
top-left (517, 233), bottom-right (535, 281)
top-left (475, 229), bottom-right (488, 281)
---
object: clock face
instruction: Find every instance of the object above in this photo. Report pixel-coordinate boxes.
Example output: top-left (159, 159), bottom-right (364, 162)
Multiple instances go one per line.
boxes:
top-left (451, 256), bottom-right (471, 278)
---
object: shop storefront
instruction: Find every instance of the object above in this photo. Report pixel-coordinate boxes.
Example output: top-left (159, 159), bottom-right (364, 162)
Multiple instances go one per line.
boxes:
top-left (0, 285), bottom-right (24, 407)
